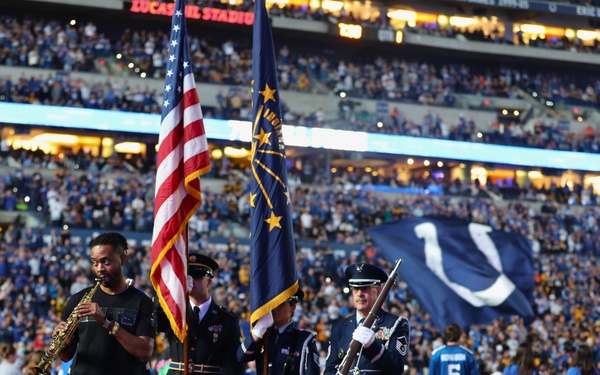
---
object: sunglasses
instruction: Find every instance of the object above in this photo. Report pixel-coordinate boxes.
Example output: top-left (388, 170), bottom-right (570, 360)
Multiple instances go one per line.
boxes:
top-left (189, 269), bottom-right (213, 279)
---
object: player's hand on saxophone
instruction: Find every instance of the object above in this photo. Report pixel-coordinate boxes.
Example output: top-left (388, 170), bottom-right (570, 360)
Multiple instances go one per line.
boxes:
top-left (74, 301), bottom-right (107, 325)
top-left (51, 321), bottom-right (76, 347)
top-left (52, 322), bottom-right (68, 339)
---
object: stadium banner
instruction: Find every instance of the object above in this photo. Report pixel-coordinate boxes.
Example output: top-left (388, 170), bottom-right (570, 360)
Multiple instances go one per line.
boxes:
top-left (450, 0), bottom-right (600, 18)
top-left (130, 0), bottom-right (254, 25)
top-left (367, 217), bottom-right (535, 330)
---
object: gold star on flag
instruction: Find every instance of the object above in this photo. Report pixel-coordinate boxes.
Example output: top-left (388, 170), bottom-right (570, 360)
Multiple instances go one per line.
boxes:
top-left (259, 84), bottom-right (277, 103)
top-left (250, 193), bottom-right (256, 207)
top-left (254, 128), bottom-right (272, 147)
top-left (264, 211), bottom-right (283, 231)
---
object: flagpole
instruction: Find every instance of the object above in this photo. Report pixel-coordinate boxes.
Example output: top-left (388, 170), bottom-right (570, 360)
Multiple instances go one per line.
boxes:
top-left (151, 0), bottom-right (211, 372)
top-left (183, 317), bottom-right (189, 375)
top-left (184, 225), bottom-right (189, 375)
top-left (263, 331), bottom-right (269, 375)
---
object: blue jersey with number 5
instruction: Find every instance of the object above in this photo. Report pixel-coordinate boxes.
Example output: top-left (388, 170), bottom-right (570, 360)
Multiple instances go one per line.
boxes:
top-left (430, 345), bottom-right (480, 375)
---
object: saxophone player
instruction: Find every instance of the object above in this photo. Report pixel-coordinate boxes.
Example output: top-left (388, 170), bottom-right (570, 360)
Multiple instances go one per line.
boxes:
top-left (51, 232), bottom-right (156, 375)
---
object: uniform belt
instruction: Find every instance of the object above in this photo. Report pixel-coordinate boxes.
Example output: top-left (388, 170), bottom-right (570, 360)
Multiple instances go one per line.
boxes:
top-left (168, 362), bottom-right (221, 374)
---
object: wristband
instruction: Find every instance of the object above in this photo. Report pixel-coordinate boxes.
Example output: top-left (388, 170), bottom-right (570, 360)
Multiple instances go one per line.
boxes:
top-left (109, 322), bottom-right (120, 335)
top-left (102, 318), bottom-right (112, 329)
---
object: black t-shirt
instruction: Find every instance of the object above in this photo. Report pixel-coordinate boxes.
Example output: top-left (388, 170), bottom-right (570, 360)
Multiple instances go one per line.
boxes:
top-left (63, 284), bottom-right (156, 375)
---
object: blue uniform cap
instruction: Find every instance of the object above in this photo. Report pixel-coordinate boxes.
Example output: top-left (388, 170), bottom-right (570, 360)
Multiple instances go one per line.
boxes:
top-left (345, 263), bottom-right (388, 287)
top-left (287, 287), bottom-right (304, 303)
top-left (188, 253), bottom-right (219, 279)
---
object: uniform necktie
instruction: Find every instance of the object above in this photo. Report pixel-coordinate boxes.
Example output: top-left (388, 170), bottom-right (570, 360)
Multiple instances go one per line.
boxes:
top-left (357, 318), bottom-right (364, 327)
top-left (193, 306), bottom-right (200, 321)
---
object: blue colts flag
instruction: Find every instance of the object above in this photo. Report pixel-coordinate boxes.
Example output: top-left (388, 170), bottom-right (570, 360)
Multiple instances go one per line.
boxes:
top-left (368, 217), bottom-right (534, 330)
top-left (249, 0), bottom-right (298, 327)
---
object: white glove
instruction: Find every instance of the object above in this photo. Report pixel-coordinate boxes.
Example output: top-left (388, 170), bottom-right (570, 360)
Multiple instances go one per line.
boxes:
top-left (251, 312), bottom-right (274, 339)
top-left (353, 326), bottom-right (375, 348)
top-left (186, 275), bottom-right (194, 292)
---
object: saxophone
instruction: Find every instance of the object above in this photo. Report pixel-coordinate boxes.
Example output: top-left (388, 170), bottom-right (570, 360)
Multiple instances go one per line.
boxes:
top-left (32, 279), bottom-right (102, 375)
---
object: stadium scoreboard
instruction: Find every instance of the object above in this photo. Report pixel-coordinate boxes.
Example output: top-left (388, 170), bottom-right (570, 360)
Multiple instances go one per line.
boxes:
top-left (334, 23), bottom-right (403, 44)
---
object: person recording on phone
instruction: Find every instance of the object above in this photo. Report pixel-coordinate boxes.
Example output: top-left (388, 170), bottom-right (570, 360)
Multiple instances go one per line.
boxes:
top-left (324, 262), bottom-right (410, 375)
top-left (50, 232), bottom-right (155, 375)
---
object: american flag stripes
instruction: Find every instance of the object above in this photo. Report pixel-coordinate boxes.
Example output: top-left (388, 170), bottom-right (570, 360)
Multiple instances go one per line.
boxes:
top-left (151, 0), bottom-right (211, 342)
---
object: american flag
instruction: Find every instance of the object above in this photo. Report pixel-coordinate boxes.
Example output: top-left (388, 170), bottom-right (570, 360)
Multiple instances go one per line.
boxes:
top-left (151, 0), bottom-right (211, 342)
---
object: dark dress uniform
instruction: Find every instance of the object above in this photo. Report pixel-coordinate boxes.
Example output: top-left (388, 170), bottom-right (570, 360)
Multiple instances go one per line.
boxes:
top-left (157, 252), bottom-right (244, 375)
top-left (324, 262), bottom-right (410, 375)
top-left (158, 300), bottom-right (244, 375)
top-left (324, 310), bottom-right (409, 375)
top-left (238, 323), bottom-right (321, 375)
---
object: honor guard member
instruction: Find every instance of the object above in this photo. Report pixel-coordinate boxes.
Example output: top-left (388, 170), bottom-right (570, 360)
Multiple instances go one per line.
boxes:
top-left (157, 253), bottom-right (244, 374)
top-left (324, 263), bottom-right (410, 375)
top-left (237, 288), bottom-right (321, 375)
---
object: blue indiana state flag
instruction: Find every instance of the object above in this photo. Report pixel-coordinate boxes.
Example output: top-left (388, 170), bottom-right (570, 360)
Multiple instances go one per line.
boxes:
top-left (367, 217), bottom-right (535, 330)
top-left (249, 0), bottom-right (298, 327)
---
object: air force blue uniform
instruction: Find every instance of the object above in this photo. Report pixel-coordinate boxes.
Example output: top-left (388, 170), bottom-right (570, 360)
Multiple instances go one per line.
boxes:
top-left (238, 323), bottom-right (321, 375)
top-left (429, 345), bottom-right (480, 375)
top-left (324, 311), bottom-right (409, 375)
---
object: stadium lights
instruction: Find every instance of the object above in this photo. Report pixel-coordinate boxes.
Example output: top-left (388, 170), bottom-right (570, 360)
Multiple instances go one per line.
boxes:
top-left (449, 16), bottom-right (477, 28)
top-left (424, 160), bottom-right (430, 166)
top-left (224, 146), bottom-right (250, 158)
top-left (387, 9), bottom-right (417, 26)
top-left (518, 24), bottom-right (546, 35)
top-left (116, 53), bottom-right (122, 59)
top-left (407, 158), bottom-right (414, 165)
top-left (34, 133), bottom-right (78, 144)
top-left (318, 0), bottom-right (343, 12)
top-left (576, 30), bottom-right (599, 41)
top-left (114, 142), bottom-right (143, 154)
top-left (437, 161), bottom-right (443, 167)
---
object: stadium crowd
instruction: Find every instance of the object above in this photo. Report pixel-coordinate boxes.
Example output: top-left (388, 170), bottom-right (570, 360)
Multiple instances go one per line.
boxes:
top-left (3, 11), bottom-right (600, 110)
top-left (0, 146), bottom-right (600, 374)
top-left (3, 13), bottom-right (600, 156)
